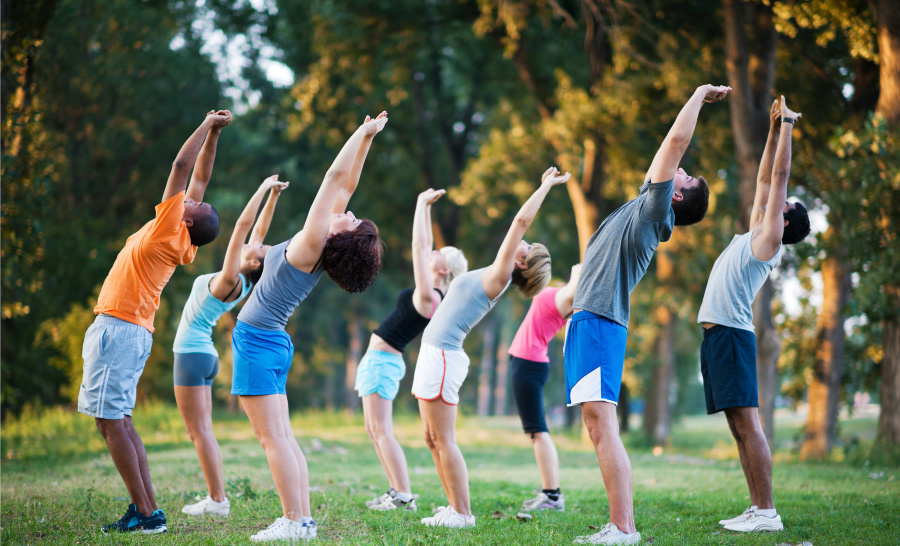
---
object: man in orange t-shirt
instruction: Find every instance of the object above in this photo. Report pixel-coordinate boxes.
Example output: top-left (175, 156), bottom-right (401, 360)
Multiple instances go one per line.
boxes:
top-left (78, 110), bottom-right (232, 535)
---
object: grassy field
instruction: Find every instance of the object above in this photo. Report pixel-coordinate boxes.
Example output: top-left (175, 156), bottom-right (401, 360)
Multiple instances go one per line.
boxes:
top-left (2, 404), bottom-right (898, 545)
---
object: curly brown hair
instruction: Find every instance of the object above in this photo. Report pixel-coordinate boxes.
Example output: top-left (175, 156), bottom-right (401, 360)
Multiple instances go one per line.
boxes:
top-left (322, 218), bottom-right (383, 293)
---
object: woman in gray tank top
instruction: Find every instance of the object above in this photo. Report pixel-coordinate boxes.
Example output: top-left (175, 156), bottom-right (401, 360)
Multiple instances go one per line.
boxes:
top-left (233, 112), bottom-right (389, 542)
top-left (174, 175), bottom-right (288, 518)
top-left (413, 166), bottom-right (571, 529)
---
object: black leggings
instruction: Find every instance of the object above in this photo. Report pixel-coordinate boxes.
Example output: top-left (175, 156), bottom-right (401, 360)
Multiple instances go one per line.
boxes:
top-left (510, 356), bottom-right (551, 434)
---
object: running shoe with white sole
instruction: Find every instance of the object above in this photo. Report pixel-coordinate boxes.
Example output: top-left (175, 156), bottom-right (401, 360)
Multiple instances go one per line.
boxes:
top-left (100, 504), bottom-right (168, 535)
top-left (182, 495), bottom-right (230, 516)
top-left (718, 506), bottom-right (754, 526)
top-left (249, 517), bottom-right (317, 542)
top-left (724, 513), bottom-right (783, 532)
top-left (421, 505), bottom-right (475, 529)
top-left (370, 494), bottom-right (418, 511)
top-left (573, 523), bottom-right (641, 545)
top-left (521, 492), bottom-right (565, 512)
top-left (366, 488), bottom-right (397, 509)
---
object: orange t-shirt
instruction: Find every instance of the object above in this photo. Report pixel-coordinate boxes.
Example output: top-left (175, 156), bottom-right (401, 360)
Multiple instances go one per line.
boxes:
top-left (94, 191), bottom-right (197, 332)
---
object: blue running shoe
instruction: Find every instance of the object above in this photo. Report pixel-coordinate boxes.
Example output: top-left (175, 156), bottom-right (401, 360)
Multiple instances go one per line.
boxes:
top-left (101, 504), bottom-right (168, 534)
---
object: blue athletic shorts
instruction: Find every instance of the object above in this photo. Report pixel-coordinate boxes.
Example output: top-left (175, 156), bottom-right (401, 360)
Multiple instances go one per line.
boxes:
top-left (231, 320), bottom-right (293, 396)
top-left (564, 311), bottom-right (627, 406)
top-left (174, 352), bottom-right (220, 387)
top-left (700, 325), bottom-right (758, 414)
top-left (354, 349), bottom-right (406, 400)
top-left (78, 314), bottom-right (153, 419)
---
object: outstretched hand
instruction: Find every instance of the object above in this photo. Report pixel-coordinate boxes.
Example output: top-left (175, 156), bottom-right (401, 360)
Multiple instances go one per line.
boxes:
top-left (699, 84), bottom-right (732, 103)
top-left (780, 95), bottom-right (801, 122)
top-left (261, 174), bottom-right (290, 193)
top-left (418, 188), bottom-right (446, 206)
top-left (361, 111), bottom-right (389, 135)
top-left (541, 166), bottom-right (571, 187)
top-left (769, 99), bottom-right (781, 127)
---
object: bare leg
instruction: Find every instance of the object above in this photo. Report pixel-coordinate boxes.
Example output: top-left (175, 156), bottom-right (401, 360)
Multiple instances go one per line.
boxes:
top-left (581, 401), bottom-right (635, 534)
top-left (725, 407), bottom-right (773, 510)
top-left (530, 432), bottom-right (560, 490)
top-left (363, 394), bottom-right (411, 492)
top-left (725, 410), bottom-right (758, 507)
top-left (96, 417), bottom-right (155, 517)
top-left (278, 396), bottom-right (312, 517)
top-left (175, 385), bottom-right (226, 502)
top-left (418, 399), bottom-right (470, 515)
top-left (241, 394), bottom-right (307, 521)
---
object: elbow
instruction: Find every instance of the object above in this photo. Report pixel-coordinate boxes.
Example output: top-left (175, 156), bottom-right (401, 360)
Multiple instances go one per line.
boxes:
top-left (514, 216), bottom-right (533, 230)
top-left (323, 168), bottom-right (346, 185)
top-left (172, 157), bottom-right (190, 172)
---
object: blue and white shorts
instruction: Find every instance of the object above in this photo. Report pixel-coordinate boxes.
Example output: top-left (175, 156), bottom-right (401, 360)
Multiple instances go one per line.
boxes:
top-left (231, 320), bottom-right (293, 396)
top-left (564, 311), bottom-right (627, 406)
top-left (355, 349), bottom-right (406, 400)
top-left (78, 314), bottom-right (153, 419)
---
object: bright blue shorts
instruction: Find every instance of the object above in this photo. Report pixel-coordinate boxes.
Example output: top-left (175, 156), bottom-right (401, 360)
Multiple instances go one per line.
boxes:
top-left (355, 349), bottom-right (406, 400)
top-left (231, 320), bottom-right (293, 396)
top-left (564, 311), bottom-right (627, 406)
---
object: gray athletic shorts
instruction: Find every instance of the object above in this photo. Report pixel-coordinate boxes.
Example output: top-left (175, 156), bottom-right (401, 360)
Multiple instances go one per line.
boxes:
top-left (78, 314), bottom-right (152, 420)
top-left (173, 352), bottom-right (220, 387)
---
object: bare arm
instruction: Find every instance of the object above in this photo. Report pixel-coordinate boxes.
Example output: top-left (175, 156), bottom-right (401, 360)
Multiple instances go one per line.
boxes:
top-left (749, 100), bottom-right (782, 229)
top-left (210, 176), bottom-right (289, 300)
top-left (753, 96), bottom-right (800, 261)
top-left (482, 167), bottom-right (570, 299)
top-left (554, 263), bottom-right (582, 318)
top-left (185, 110), bottom-right (231, 202)
top-left (645, 84), bottom-right (731, 184)
top-left (248, 183), bottom-right (286, 245)
top-left (286, 114), bottom-right (389, 271)
top-left (411, 189), bottom-right (446, 316)
top-left (163, 111), bottom-right (231, 202)
top-left (333, 111), bottom-right (388, 214)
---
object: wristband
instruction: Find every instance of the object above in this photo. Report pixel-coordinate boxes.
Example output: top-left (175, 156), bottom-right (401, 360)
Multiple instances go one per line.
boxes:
top-left (781, 117), bottom-right (795, 125)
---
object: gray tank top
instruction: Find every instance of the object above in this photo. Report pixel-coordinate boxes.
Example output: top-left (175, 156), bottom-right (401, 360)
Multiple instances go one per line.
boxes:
top-left (238, 239), bottom-right (324, 331)
top-left (421, 268), bottom-right (510, 350)
top-left (697, 230), bottom-right (783, 331)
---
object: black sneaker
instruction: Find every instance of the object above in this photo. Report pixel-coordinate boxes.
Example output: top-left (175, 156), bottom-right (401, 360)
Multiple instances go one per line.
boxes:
top-left (100, 504), bottom-right (168, 534)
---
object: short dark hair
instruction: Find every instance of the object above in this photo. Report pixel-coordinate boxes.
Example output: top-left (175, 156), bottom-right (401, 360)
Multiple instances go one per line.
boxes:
top-left (782, 202), bottom-right (811, 244)
top-left (322, 218), bottom-right (383, 293)
top-left (187, 205), bottom-right (220, 247)
top-left (247, 254), bottom-right (265, 285)
top-left (672, 176), bottom-right (709, 226)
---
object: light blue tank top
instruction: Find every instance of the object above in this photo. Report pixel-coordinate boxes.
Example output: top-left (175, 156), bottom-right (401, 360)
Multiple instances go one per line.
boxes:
top-left (173, 272), bottom-right (251, 356)
top-left (697, 230), bottom-right (783, 331)
top-left (421, 268), bottom-right (510, 350)
top-left (237, 239), bottom-right (324, 331)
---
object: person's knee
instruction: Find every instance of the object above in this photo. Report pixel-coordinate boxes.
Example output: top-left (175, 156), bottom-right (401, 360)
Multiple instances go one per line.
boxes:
top-left (423, 427), bottom-right (439, 450)
top-left (366, 416), bottom-right (389, 441)
top-left (96, 417), bottom-right (122, 438)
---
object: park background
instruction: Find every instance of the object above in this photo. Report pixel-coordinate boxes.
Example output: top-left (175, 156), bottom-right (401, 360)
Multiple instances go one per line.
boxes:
top-left (2, 0), bottom-right (899, 544)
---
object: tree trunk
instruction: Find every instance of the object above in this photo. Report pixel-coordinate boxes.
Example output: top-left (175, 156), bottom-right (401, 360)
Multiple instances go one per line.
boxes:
top-left (618, 383), bottom-right (630, 432)
top-left (872, 0), bottom-right (900, 127)
top-left (344, 316), bottom-right (362, 415)
top-left (493, 320), bottom-right (511, 416)
top-left (477, 318), bottom-right (496, 416)
top-left (643, 307), bottom-right (677, 445)
top-left (876, 305), bottom-right (900, 451)
top-left (723, 0), bottom-right (779, 443)
top-left (800, 251), bottom-right (851, 460)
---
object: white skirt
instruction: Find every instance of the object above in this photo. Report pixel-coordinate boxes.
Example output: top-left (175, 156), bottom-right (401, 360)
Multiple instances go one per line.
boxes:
top-left (411, 342), bottom-right (470, 405)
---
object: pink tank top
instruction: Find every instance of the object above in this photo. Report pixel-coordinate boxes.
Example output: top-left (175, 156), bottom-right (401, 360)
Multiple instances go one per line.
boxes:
top-left (508, 287), bottom-right (566, 362)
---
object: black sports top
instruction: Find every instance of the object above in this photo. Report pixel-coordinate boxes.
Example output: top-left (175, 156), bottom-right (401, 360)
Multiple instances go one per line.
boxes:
top-left (372, 287), bottom-right (445, 352)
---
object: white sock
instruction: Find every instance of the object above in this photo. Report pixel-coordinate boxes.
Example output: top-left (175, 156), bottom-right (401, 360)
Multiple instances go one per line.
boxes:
top-left (395, 491), bottom-right (413, 503)
top-left (757, 508), bottom-right (777, 518)
top-left (750, 505), bottom-right (758, 511)
top-left (301, 516), bottom-right (315, 524)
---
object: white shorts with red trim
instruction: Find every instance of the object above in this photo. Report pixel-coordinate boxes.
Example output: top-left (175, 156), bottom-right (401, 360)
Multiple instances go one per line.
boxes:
top-left (411, 342), bottom-right (470, 405)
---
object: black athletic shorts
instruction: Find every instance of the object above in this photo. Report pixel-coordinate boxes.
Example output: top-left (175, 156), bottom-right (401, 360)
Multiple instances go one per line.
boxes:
top-left (700, 325), bottom-right (758, 414)
top-left (510, 356), bottom-right (551, 434)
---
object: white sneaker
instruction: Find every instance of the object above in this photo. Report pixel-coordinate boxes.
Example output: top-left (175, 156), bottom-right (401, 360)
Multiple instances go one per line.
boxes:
top-left (181, 495), bottom-right (230, 517)
top-left (724, 513), bottom-right (783, 532)
top-left (718, 506), bottom-right (754, 526)
top-left (573, 523), bottom-right (641, 544)
top-left (249, 517), bottom-right (317, 542)
top-left (521, 492), bottom-right (565, 512)
top-left (370, 494), bottom-right (418, 511)
top-left (421, 505), bottom-right (475, 529)
top-left (366, 488), bottom-right (396, 509)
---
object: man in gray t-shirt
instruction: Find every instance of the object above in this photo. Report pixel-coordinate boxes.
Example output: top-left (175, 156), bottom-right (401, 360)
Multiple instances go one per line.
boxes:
top-left (697, 97), bottom-right (809, 534)
top-left (565, 84), bottom-right (730, 546)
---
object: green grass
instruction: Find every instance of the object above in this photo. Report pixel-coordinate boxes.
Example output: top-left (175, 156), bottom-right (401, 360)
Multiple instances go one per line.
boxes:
top-left (2, 404), bottom-right (898, 544)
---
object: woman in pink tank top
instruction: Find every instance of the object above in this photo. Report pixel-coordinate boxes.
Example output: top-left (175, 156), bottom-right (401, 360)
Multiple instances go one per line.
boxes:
top-left (508, 264), bottom-right (580, 513)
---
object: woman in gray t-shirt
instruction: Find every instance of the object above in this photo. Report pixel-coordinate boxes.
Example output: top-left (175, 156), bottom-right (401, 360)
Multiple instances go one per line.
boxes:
top-left (413, 167), bottom-right (570, 529)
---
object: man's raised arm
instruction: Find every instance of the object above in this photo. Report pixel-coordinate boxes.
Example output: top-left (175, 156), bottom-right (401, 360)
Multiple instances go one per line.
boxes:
top-left (161, 111), bottom-right (232, 202)
top-left (644, 84), bottom-right (731, 184)
top-left (749, 100), bottom-right (782, 229)
top-left (185, 109), bottom-right (232, 202)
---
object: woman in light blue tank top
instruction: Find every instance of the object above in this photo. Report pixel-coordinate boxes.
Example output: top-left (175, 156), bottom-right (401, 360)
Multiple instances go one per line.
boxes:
top-left (233, 113), bottom-right (388, 541)
top-left (413, 167), bottom-right (570, 528)
top-left (173, 175), bottom-right (288, 517)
